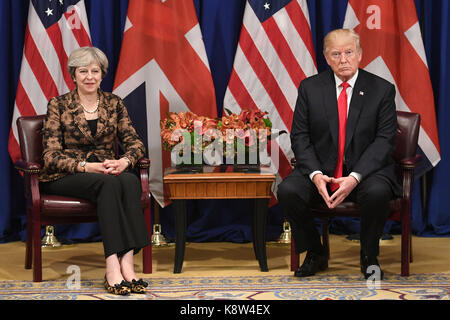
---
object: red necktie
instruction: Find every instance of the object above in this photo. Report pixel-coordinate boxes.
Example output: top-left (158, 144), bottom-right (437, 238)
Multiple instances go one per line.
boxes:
top-left (330, 82), bottom-right (350, 192)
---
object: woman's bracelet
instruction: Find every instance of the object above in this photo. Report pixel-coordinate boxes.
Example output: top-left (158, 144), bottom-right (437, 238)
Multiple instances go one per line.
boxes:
top-left (121, 157), bottom-right (132, 167)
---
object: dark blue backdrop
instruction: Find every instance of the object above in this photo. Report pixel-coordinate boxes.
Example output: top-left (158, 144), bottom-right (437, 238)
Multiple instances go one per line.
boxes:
top-left (1, 0), bottom-right (449, 244)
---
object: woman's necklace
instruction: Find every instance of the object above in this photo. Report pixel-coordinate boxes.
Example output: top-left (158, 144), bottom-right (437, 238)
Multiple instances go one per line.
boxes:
top-left (80, 98), bottom-right (99, 114)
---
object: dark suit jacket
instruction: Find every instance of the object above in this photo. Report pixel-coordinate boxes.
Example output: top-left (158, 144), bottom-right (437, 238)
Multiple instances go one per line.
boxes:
top-left (291, 68), bottom-right (400, 194)
top-left (40, 89), bottom-right (146, 182)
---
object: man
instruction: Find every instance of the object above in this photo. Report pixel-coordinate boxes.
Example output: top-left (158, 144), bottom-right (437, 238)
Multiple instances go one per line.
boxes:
top-left (277, 29), bottom-right (400, 279)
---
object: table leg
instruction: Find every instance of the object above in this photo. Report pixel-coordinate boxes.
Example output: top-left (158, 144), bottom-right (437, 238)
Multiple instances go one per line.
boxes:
top-left (173, 199), bottom-right (187, 273)
top-left (251, 201), bottom-right (258, 261)
top-left (253, 198), bottom-right (269, 272)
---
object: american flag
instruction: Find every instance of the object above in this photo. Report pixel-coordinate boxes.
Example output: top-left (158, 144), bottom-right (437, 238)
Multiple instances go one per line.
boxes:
top-left (344, 0), bottom-right (441, 174)
top-left (113, 0), bottom-right (217, 207)
top-left (223, 0), bottom-right (317, 198)
top-left (8, 0), bottom-right (91, 163)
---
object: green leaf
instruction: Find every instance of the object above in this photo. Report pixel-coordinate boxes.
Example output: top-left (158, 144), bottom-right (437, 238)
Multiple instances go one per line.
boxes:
top-left (263, 118), bottom-right (272, 128)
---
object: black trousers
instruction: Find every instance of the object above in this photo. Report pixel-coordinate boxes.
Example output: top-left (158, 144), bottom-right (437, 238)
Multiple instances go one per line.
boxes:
top-left (41, 172), bottom-right (150, 259)
top-left (277, 169), bottom-right (393, 258)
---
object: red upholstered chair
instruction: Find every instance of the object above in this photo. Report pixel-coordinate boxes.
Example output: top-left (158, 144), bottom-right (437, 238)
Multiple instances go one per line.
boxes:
top-left (290, 111), bottom-right (421, 277)
top-left (14, 115), bottom-right (152, 282)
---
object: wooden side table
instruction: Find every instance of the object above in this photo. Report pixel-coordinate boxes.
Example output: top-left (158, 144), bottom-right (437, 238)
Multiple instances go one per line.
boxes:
top-left (163, 165), bottom-right (276, 273)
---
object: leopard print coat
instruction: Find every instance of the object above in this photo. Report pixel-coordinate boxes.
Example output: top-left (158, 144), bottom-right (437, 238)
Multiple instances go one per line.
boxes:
top-left (39, 89), bottom-right (146, 182)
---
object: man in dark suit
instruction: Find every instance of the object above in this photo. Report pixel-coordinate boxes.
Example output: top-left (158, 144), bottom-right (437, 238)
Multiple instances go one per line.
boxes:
top-left (277, 29), bottom-right (400, 279)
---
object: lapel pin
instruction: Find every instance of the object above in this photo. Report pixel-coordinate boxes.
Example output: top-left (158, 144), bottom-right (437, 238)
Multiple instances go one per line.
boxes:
top-left (359, 91), bottom-right (364, 96)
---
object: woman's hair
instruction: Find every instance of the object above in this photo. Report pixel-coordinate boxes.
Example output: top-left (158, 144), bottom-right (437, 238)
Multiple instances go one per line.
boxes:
top-left (323, 29), bottom-right (362, 54)
top-left (67, 46), bottom-right (109, 79)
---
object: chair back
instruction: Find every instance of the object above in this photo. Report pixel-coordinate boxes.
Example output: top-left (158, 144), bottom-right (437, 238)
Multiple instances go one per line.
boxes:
top-left (394, 111), bottom-right (420, 162)
top-left (16, 115), bottom-right (46, 164)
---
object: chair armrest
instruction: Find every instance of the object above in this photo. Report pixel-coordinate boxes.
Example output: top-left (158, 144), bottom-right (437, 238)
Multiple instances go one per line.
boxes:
top-left (137, 158), bottom-right (151, 207)
top-left (137, 157), bottom-right (150, 169)
top-left (14, 160), bottom-right (41, 210)
top-left (14, 160), bottom-right (41, 174)
top-left (398, 154), bottom-right (422, 169)
top-left (398, 155), bottom-right (421, 201)
top-left (290, 158), bottom-right (296, 168)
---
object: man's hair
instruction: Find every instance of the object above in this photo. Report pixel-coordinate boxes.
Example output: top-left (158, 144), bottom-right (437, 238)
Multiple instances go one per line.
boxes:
top-left (323, 29), bottom-right (362, 54)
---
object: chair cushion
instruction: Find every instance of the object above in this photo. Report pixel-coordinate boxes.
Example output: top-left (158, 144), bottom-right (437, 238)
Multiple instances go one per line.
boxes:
top-left (40, 194), bottom-right (97, 217)
top-left (388, 198), bottom-right (405, 221)
top-left (312, 202), bottom-right (360, 217)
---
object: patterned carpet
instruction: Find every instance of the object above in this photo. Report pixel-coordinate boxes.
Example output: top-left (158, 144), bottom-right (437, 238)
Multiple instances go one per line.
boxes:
top-left (1, 273), bottom-right (449, 300)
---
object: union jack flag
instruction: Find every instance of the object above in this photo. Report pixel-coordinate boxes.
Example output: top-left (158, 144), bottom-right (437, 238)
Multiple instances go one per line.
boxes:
top-left (113, 0), bottom-right (217, 207)
top-left (8, 0), bottom-right (92, 163)
top-left (344, 0), bottom-right (441, 175)
top-left (223, 0), bottom-right (317, 199)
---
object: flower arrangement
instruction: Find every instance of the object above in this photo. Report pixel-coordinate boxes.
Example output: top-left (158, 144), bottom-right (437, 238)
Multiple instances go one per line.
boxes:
top-left (160, 109), bottom-right (279, 166)
top-left (218, 109), bottom-right (272, 162)
top-left (160, 111), bottom-right (218, 152)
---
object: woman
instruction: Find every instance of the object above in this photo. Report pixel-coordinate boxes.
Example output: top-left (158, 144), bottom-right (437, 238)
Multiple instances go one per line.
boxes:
top-left (39, 47), bottom-right (150, 295)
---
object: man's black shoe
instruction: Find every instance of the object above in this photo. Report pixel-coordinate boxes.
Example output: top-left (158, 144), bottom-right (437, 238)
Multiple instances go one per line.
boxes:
top-left (294, 251), bottom-right (328, 277)
top-left (381, 233), bottom-right (393, 241)
top-left (360, 255), bottom-right (384, 280)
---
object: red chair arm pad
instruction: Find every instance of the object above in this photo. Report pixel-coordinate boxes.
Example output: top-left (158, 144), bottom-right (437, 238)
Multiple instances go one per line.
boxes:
top-left (137, 158), bottom-right (150, 169)
top-left (14, 160), bottom-right (41, 174)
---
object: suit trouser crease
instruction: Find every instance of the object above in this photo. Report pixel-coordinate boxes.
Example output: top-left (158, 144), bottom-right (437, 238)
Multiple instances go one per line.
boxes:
top-left (40, 172), bottom-right (150, 258)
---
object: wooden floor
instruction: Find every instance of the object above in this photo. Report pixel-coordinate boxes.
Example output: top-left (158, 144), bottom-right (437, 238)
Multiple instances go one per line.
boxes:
top-left (0, 235), bottom-right (449, 281)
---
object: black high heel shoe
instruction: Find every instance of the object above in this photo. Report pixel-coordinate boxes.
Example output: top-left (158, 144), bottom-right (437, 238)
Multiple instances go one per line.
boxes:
top-left (130, 278), bottom-right (148, 294)
top-left (104, 275), bottom-right (132, 295)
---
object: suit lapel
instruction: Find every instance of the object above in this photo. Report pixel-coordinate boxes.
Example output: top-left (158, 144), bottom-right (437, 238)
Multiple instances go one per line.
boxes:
top-left (345, 69), bottom-right (365, 152)
top-left (95, 90), bottom-right (108, 138)
top-left (322, 71), bottom-right (339, 148)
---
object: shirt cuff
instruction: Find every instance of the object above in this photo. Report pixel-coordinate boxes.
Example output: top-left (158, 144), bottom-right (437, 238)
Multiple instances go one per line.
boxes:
top-left (309, 170), bottom-right (323, 181)
top-left (349, 172), bottom-right (362, 183)
top-left (309, 171), bottom-right (361, 183)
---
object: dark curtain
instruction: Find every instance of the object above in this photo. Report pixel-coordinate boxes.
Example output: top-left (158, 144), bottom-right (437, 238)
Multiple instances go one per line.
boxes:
top-left (1, 0), bottom-right (449, 244)
top-left (421, 0), bottom-right (450, 236)
top-left (1, 0), bottom-right (30, 243)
